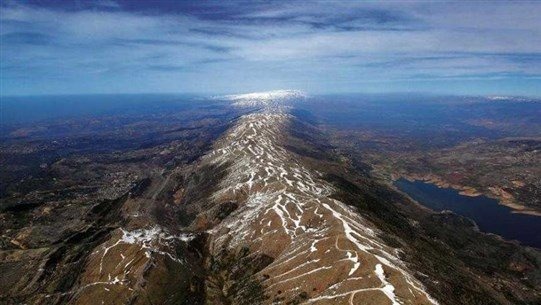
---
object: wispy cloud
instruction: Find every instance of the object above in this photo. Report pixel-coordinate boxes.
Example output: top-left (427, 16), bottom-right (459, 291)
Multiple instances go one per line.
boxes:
top-left (1, 32), bottom-right (52, 45)
top-left (1, 0), bottom-right (540, 96)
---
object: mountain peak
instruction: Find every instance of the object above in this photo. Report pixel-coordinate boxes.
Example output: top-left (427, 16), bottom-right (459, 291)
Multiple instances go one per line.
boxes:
top-left (219, 90), bottom-right (307, 107)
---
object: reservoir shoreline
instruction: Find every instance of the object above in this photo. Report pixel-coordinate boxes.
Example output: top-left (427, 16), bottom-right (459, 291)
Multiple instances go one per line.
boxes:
top-left (394, 178), bottom-right (541, 249)
top-left (394, 174), bottom-right (541, 217)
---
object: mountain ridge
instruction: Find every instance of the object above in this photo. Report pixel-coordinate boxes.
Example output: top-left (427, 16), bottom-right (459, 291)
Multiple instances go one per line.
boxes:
top-left (191, 104), bottom-right (437, 304)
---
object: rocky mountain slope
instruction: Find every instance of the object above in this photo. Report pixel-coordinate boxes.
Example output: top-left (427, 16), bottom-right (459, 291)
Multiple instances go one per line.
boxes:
top-left (191, 100), bottom-right (436, 304)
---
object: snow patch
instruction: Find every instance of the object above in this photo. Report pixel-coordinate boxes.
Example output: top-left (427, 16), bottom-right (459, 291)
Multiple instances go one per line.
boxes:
top-left (218, 90), bottom-right (306, 107)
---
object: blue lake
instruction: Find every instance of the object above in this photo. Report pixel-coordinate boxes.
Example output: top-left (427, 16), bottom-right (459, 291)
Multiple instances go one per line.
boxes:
top-left (394, 178), bottom-right (541, 249)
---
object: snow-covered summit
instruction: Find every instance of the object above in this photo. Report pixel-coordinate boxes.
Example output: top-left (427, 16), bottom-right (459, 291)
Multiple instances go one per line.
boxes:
top-left (219, 90), bottom-right (307, 107)
top-left (486, 95), bottom-right (536, 102)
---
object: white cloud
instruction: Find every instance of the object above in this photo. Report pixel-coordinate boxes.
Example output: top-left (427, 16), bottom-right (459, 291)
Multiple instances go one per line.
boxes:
top-left (1, 1), bottom-right (540, 95)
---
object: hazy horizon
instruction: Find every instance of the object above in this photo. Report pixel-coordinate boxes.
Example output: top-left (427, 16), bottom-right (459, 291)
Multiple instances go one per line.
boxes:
top-left (2, 90), bottom-right (541, 99)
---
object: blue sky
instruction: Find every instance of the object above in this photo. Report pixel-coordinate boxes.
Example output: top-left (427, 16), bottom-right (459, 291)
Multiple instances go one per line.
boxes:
top-left (1, 0), bottom-right (540, 96)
